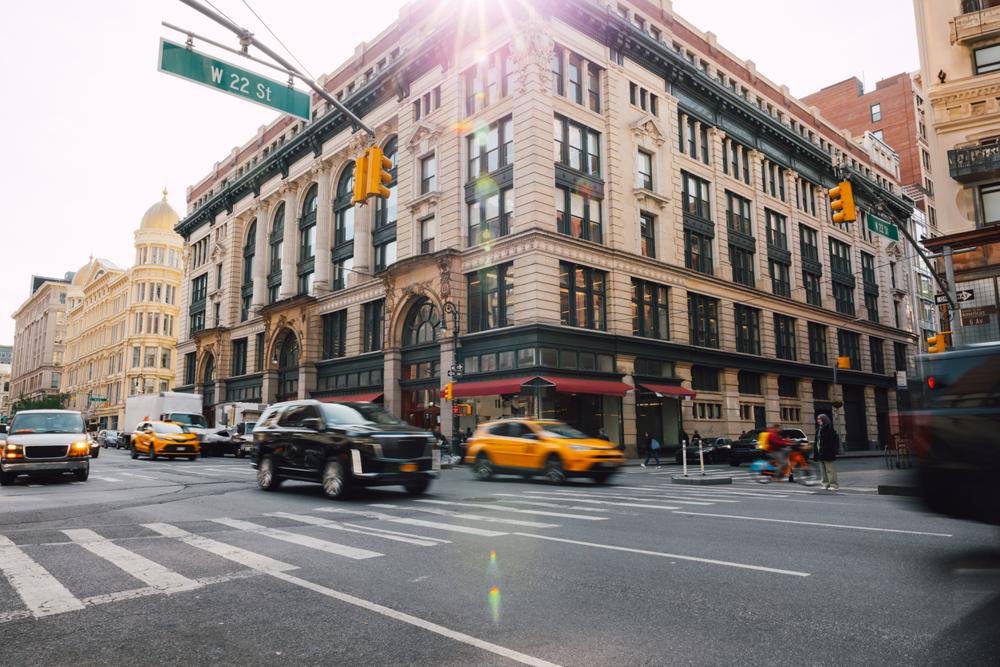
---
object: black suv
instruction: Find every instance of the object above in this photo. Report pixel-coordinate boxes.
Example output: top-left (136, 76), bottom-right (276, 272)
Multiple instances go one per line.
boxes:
top-left (253, 400), bottom-right (439, 499)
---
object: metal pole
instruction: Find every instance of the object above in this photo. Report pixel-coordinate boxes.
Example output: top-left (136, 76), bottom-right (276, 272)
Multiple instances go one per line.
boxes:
top-left (943, 245), bottom-right (962, 347)
top-left (697, 439), bottom-right (705, 476)
top-left (681, 439), bottom-right (688, 477)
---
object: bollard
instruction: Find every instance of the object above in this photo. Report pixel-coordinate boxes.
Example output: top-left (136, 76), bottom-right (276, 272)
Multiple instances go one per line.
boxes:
top-left (681, 439), bottom-right (688, 477)
top-left (698, 440), bottom-right (705, 475)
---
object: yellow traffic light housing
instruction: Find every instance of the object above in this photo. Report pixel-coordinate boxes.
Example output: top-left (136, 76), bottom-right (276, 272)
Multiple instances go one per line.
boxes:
top-left (836, 355), bottom-right (851, 369)
top-left (926, 333), bottom-right (947, 354)
top-left (351, 154), bottom-right (368, 205)
top-left (443, 382), bottom-right (454, 401)
top-left (365, 145), bottom-right (393, 200)
top-left (828, 180), bottom-right (858, 224)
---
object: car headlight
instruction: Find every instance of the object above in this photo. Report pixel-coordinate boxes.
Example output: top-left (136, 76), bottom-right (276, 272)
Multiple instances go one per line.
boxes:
top-left (354, 437), bottom-right (383, 458)
top-left (70, 441), bottom-right (90, 456)
top-left (1, 443), bottom-right (24, 459)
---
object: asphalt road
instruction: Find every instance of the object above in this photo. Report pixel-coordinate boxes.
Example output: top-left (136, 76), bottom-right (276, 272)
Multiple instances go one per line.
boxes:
top-left (1, 449), bottom-right (998, 666)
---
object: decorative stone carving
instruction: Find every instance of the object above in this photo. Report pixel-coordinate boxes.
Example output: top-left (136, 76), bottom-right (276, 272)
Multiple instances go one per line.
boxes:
top-left (630, 115), bottom-right (666, 147)
top-left (436, 255), bottom-right (452, 304)
top-left (511, 18), bottom-right (553, 95)
top-left (406, 121), bottom-right (443, 151)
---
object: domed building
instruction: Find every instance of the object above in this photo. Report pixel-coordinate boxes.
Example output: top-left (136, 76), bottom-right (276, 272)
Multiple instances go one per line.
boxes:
top-left (62, 192), bottom-right (184, 429)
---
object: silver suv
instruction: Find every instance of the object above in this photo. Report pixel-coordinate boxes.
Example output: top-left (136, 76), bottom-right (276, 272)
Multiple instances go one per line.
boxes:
top-left (0, 410), bottom-right (92, 486)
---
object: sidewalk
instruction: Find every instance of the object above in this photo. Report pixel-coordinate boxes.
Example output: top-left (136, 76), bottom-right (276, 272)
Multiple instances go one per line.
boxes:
top-left (622, 449), bottom-right (884, 467)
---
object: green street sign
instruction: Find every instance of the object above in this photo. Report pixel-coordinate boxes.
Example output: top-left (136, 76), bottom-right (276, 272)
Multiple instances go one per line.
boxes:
top-left (158, 39), bottom-right (310, 121)
top-left (88, 396), bottom-right (108, 402)
top-left (866, 214), bottom-right (899, 241)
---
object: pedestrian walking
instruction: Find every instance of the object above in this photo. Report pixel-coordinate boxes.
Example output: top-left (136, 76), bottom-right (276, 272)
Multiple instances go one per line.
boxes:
top-left (815, 414), bottom-right (839, 490)
top-left (640, 432), bottom-right (662, 469)
top-left (692, 430), bottom-right (702, 447)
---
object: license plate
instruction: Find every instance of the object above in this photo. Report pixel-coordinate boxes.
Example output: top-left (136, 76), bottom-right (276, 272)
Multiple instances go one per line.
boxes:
top-left (400, 463), bottom-right (417, 473)
top-left (178, 446), bottom-right (186, 451)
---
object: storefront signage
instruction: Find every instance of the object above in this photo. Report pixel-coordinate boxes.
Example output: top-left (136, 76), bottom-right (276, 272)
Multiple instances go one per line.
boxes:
top-left (960, 305), bottom-right (996, 326)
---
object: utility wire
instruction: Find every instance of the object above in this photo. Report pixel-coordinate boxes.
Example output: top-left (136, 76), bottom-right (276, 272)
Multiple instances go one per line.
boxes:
top-left (239, 0), bottom-right (315, 80)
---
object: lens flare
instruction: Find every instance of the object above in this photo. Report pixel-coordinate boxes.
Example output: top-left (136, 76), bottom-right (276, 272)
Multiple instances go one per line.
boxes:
top-left (488, 585), bottom-right (501, 624)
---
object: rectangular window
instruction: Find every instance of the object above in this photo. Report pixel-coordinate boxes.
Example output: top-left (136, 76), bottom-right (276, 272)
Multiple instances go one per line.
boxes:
top-left (687, 293), bottom-right (720, 348)
top-left (738, 371), bottom-right (762, 395)
top-left (833, 282), bottom-right (856, 316)
top-left (729, 245), bottom-right (755, 287)
top-left (799, 224), bottom-right (819, 261)
top-left (829, 238), bottom-right (853, 275)
top-left (765, 210), bottom-right (787, 249)
top-left (774, 315), bottom-right (797, 360)
top-left (861, 252), bottom-right (877, 286)
top-left (894, 342), bottom-right (908, 374)
top-left (587, 63), bottom-right (601, 112)
top-left (363, 300), bottom-right (384, 353)
top-left (769, 260), bottom-right (791, 298)
top-left (631, 279), bottom-right (669, 339)
top-left (870, 337), bottom-right (885, 374)
top-left (420, 155), bottom-right (436, 194)
top-left (231, 338), bottom-right (247, 376)
top-left (551, 45), bottom-right (564, 95)
top-left (808, 323), bottom-right (828, 366)
top-left (870, 102), bottom-right (882, 122)
top-left (726, 191), bottom-right (752, 235)
top-left (468, 263), bottom-right (514, 332)
top-left (132, 346), bottom-right (141, 368)
top-left (568, 52), bottom-right (583, 104)
top-left (838, 330), bottom-right (861, 370)
top-left (144, 346), bottom-right (157, 368)
top-left (184, 352), bottom-right (197, 385)
top-left (559, 262), bottom-right (606, 330)
top-left (555, 187), bottom-right (602, 243)
top-left (865, 292), bottom-right (880, 323)
top-left (778, 376), bottom-right (798, 398)
top-left (639, 212), bottom-right (656, 258)
top-left (691, 365), bottom-right (720, 392)
top-left (554, 115), bottom-right (601, 177)
top-left (637, 149), bottom-right (653, 190)
top-left (374, 240), bottom-right (396, 273)
top-left (464, 45), bottom-right (512, 115)
top-left (700, 123), bottom-right (710, 165)
top-left (469, 116), bottom-right (514, 179)
top-left (682, 172), bottom-right (711, 220)
top-left (734, 305), bottom-right (761, 355)
top-left (684, 229), bottom-right (714, 275)
top-left (321, 310), bottom-right (347, 360)
top-left (420, 217), bottom-right (436, 254)
top-left (191, 274), bottom-right (208, 303)
top-left (470, 186), bottom-right (513, 246)
top-left (803, 271), bottom-right (822, 307)
top-left (255, 332), bottom-right (265, 373)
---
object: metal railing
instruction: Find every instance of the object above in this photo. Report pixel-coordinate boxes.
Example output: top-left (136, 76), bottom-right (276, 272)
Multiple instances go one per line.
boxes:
top-left (948, 143), bottom-right (1000, 183)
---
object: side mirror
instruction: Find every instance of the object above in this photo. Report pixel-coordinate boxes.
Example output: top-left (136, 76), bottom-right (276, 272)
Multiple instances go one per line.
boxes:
top-left (302, 417), bottom-right (323, 432)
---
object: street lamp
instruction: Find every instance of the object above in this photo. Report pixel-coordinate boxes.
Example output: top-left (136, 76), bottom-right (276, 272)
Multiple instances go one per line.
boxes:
top-left (441, 300), bottom-right (463, 447)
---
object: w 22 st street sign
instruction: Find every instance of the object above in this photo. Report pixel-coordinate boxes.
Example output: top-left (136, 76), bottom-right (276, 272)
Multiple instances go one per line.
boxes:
top-left (866, 214), bottom-right (899, 241)
top-left (158, 39), bottom-right (310, 121)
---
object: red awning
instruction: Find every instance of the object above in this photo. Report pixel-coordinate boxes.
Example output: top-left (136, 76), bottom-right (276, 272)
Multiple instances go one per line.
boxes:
top-left (639, 383), bottom-right (696, 399)
top-left (319, 392), bottom-right (384, 403)
top-left (537, 376), bottom-right (632, 397)
top-left (452, 376), bottom-right (538, 398)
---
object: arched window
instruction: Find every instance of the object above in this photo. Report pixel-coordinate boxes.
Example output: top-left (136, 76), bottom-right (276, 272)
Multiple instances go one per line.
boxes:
top-left (276, 330), bottom-right (299, 400)
top-left (241, 219), bottom-right (256, 321)
top-left (298, 184), bottom-right (318, 294)
top-left (403, 298), bottom-right (440, 347)
top-left (374, 137), bottom-right (398, 272)
top-left (268, 204), bottom-right (284, 303)
top-left (203, 355), bottom-right (215, 385)
top-left (333, 168), bottom-right (355, 290)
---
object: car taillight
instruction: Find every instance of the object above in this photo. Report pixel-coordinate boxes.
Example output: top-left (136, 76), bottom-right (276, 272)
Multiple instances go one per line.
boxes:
top-left (927, 376), bottom-right (935, 390)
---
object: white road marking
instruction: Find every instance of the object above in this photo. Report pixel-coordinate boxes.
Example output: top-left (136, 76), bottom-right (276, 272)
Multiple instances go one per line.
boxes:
top-left (614, 485), bottom-right (791, 499)
top-left (268, 512), bottom-right (442, 547)
top-left (90, 476), bottom-right (123, 483)
top-left (63, 529), bottom-right (201, 593)
top-left (369, 504), bottom-right (558, 528)
top-left (413, 498), bottom-right (608, 521)
top-left (120, 473), bottom-right (161, 481)
top-left (341, 523), bottom-right (451, 544)
top-left (671, 511), bottom-right (954, 537)
top-left (533, 489), bottom-right (727, 506)
top-left (210, 518), bottom-right (382, 560)
top-left (514, 493), bottom-right (681, 511)
top-left (488, 499), bottom-right (611, 513)
top-left (315, 508), bottom-right (507, 537)
top-left (514, 533), bottom-right (810, 577)
top-left (143, 523), bottom-right (298, 573)
top-left (0, 535), bottom-right (85, 617)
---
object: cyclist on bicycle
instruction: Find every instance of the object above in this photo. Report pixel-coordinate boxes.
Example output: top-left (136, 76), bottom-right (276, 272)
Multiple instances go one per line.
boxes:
top-left (759, 423), bottom-right (795, 482)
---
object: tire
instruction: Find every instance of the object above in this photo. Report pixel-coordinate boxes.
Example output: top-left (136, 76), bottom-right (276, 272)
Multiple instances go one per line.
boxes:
top-left (131, 445), bottom-right (139, 460)
top-left (403, 478), bottom-right (431, 495)
top-left (91, 449), bottom-right (99, 459)
top-left (544, 457), bottom-right (566, 485)
top-left (321, 460), bottom-right (349, 500)
top-left (73, 468), bottom-right (89, 482)
top-left (472, 454), bottom-right (494, 481)
top-left (729, 460), bottom-right (740, 467)
top-left (257, 455), bottom-right (282, 491)
top-left (188, 456), bottom-right (197, 461)
top-left (0, 471), bottom-right (16, 486)
top-left (148, 445), bottom-right (157, 461)
top-left (592, 473), bottom-right (612, 485)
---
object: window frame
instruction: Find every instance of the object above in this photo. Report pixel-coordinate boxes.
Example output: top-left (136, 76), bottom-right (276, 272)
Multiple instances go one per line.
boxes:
top-left (559, 262), bottom-right (607, 330)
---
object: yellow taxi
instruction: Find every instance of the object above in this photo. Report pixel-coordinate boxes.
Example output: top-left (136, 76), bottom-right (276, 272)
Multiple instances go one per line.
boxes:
top-left (130, 420), bottom-right (201, 460)
top-left (464, 419), bottom-right (624, 484)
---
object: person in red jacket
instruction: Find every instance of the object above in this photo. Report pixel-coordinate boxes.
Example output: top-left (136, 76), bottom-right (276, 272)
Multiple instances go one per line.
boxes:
top-left (762, 424), bottom-right (796, 482)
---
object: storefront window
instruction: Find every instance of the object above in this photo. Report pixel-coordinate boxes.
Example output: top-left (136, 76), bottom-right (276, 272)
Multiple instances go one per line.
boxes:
top-left (517, 348), bottom-right (536, 367)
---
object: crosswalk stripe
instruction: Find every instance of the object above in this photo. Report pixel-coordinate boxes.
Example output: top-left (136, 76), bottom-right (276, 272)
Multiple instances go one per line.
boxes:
top-left (91, 476), bottom-right (123, 482)
top-left (268, 512), bottom-right (443, 547)
top-left (511, 493), bottom-right (681, 511)
top-left (532, 490), bottom-right (726, 506)
top-left (413, 499), bottom-right (608, 521)
top-left (120, 473), bottom-right (162, 481)
top-left (210, 518), bottom-right (383, 560)
top-left (0, 535), bottom-right (85, 617)
top-left (315, 508), bottom-right (507, 537)
top-left (369, 504), bottom-right (559, 528)
top-left (614, 485), bottom-right (791, 499)
top-left (143, 523), bottom-right (297, 573)
top-left (340, 522), bottom-right (451, 544)
top-left (63, 529), bottom-right (201, 593)
top-left (478, 499), bottom-right (610, 513)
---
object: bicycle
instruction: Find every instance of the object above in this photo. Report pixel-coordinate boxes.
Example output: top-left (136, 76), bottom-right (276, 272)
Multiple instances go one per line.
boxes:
top-left (884, 436), bottom-right (912, 470)
top-left (751, 445), bottom-right (818, 485)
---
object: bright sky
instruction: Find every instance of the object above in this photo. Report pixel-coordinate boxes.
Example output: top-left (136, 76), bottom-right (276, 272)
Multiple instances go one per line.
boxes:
top-left (0, 0), bottom-right (917, 345)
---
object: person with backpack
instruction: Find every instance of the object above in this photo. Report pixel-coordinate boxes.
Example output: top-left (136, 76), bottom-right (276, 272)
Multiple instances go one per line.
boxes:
top-left (640, 431), bottom-right (662, 469)
top-left (815, 414), bottom-right (839, 490)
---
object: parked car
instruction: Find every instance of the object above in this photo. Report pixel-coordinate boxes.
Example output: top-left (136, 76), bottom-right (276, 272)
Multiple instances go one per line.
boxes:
top-left (729, 428), bottom-right (809, 466)
top-left (253, 400), bottom-right (438, 499)
top-left (465, 419), bottom-right (625, 484)
top-left (0, 410), bottom-right (93, 485)
top-left (201, 429), bottom-right (240, 457)
top-left (674, 437), bottom-right (733, 464)
top-left (98, 430), bottom-right (121, 448)
top-left (234, 421), bottom-right (256, 458)
top-left (130, 421), bottom-right (201, 460)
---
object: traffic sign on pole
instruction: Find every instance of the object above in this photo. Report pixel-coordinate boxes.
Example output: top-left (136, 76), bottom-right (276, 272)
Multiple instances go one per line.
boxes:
top-left (158, 39), bottom-right (310, 121)
top-left (866, 214), bottom-right (899, 241)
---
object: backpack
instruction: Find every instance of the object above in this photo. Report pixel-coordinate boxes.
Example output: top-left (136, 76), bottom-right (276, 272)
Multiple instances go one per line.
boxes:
top-left (757, 430), bottom-right (771, 450)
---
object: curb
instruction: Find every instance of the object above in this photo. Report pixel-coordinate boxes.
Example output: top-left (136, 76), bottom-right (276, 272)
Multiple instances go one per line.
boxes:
top-left (671, 475), bottom-right (733, 486)
top-left (877, 484), bottom-right (918, 496)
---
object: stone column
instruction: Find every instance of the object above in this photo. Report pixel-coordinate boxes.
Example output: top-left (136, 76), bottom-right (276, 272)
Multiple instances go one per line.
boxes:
top-left (279, 184), bottom-right (299, 300)
top-left (351, 202), bottom-right (372, 285)
top-left (621, 373), bottom-right (638, 458)
top-left (251, 204), bottom-right (268, 312)
top-left (383, 347), bottom-right (402, 417)
top-left (679, 113), bottom-right (688, 153)
top-left (313, 164), bottom-right (333, 293)
top-left (299, 363), bottom-right (315, 400)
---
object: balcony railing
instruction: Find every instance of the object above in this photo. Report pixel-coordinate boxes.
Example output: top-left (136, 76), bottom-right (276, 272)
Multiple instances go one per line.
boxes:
top-left (948, 143), bottom-right (1000, 183)
top-left (952, 1), bottom-right (1000, 44)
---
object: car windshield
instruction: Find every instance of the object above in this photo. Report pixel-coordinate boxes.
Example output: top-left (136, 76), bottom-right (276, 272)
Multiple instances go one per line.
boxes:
top-left (536, 422), bottom-right (589, 439)
top-left (320, 403), bottom-right (404, 426)
top-left (169, 413), bottom-right (207, 428)
top-left (106, 431), bottom-right (118, 436)
top-left (10, 412), bottom-right (85, 434)
top-left (154, 423), bottom-right (188, 434)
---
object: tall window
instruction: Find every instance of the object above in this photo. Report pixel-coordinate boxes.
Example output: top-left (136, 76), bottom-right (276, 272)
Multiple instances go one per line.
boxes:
top-left (469, 116), bottom-right (514, 179)
top-left (240, 221), bottom-right (255, 321)
top-left (420, 217), bottom-right (436, 254)
top-left (363, 300), bottom-right (384, 352)
top-left (870, 103), bottom-right (881, 122)
top-left (808, 322), bottom-right (828, 365)
top-left (682, 172), bottom-right (711, 219)
top-left (870, 337), bottom-right (885, 374)
top-left (765, 210), bottom-right (788, 249)
top-left (726, 192), bottom-right (752, 235)
top-left (730, 244), bottom-right (755, 287)
top-left (861, 252), bottom-right (877, 286)
top-left (687, 293), bottom-right (719, 348)
top-left (231, 338), bottom-right (248, 376)
top-left (833, 282), bottom-right (856, 316)
top-left (769, 260), bottom-right (791, 297)
top-left (734, 305), bottom-right (761, 355)
top-left (974, 44), bottom-right (1000, 75)
top-left (722, 139), bottom-right (751, 184)
top-left (333, 169), bottom-right (355, 291)
top-left (268, 204), bottom-right (284, 303)
top-left (374, 138), bottom-right (398, 273)
top-left (829, 238), bottom-right (853, 274)
top-left (298, 184), bottom-right (317, 295)
top-left (865, 292), bottom-right (880, 323)
top-left (684, 229), bottom-right (713, 274)
top-left (640, 212), bottom-right (656, 258)
top-left (797, 179), bottom-right (817, 216)
top-left (190, 273), bottom-right (207, 334)
top-left (559, 262), bottom-right (606, 330)
top-left (321, 310), bottom-right (347, 359)
top-left (464, 45), bottom-right (513, 115)
top-left (468, 263), bottom-right (514, 332)
top-left (470, 187), bottom-right (513, 246)
top-left (184, 352), bottom-right (197, 385)
top-left (586, 62), bottom-right (601, 112)
top-left (554, 115), bottom-right (600, 177)
top-left (799, 225), bottom-right (819, 261)
top-left (403, 299), bottom-right (439, 346)
top-left (420, 155), bottom-right (436, 194)
top-left (803, 271), bottom-right (822, 307)
top-left (255, 332), bottom-right (265, 373)
top-left (631, 279), bottom-right (669, 340)
top-left (637, 149), bottom-right (653, 190)
top-left (838, 330), bottom-right (861, 370)
top-left (556, 187), bottom-right (602, 243)
top-left (774, 315), bottom-right (796, 360)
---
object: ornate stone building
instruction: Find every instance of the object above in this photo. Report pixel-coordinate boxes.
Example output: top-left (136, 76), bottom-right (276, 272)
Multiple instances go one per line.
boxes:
top-left (173, 0), bottom-right (916, 452)
top-left (10, 275), bottom-right (71, 403)
top-left (61, 194), bottom-right (184, 429)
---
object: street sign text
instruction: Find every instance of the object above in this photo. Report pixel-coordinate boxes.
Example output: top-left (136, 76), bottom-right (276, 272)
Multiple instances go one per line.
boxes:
top-left (866, 214), bottom-right (899, 241)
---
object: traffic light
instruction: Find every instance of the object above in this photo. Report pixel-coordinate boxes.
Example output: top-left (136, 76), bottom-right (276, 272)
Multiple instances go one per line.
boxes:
top-left (836, 355), bottom-right (851, 369)
top-left (926, 333), bottom-right (946, 354)
top-left (351, 153), bottom-right (368, 205)
top-left (442, 382), bottom-right (454, 401)
top-left (452, 403), bottom-right (472, 416)
top-left (828, 180), bottom-right (858, 224)
top-left (365, 145), bottom-right (393, 200)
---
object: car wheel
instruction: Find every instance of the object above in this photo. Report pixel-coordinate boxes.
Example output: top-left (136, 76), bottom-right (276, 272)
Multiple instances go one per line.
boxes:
top-left (592, 473), bottom-right (611, 485)
top-left (472, 454), bottom-right (494, 481)
top-left (257, 455), bottom-right (282, 491)
top-left (403, 478), bottom-right (431, 495)
top-left (0, 471), bottom-right (16, 486)
top-left (321, 460), bottom-right (349, 500)
top-left (188, 456), bottom-right (197, 461)
top-left (73, 468), bottom-right (89, 482)
top-left (91, 449), bottom-right (99, 459)
top-left (729, 460), bottom-right (740, 467)
top-left (131, 446), bottom-right (139, 460)
top-left (148, 445), bottom-right (157, 461)
top-left (544, 457), bottom-right (566, 485)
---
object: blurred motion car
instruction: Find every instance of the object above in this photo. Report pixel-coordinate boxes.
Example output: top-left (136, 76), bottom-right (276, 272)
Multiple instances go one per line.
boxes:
top-left (130, 421), bottom-right (201, 460)
top-left (201, 429), bottom-right (240, 457)
top-left (674, 437), bottom-right (733, 464)
top-left (465, 419), bottom-right (624, 484)
top-left (0, 410), bottom-right (93, 485)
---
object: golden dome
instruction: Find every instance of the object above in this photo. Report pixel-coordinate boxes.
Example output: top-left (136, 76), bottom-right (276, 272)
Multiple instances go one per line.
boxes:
top-left (140, 189), bottom-right (180, 231)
